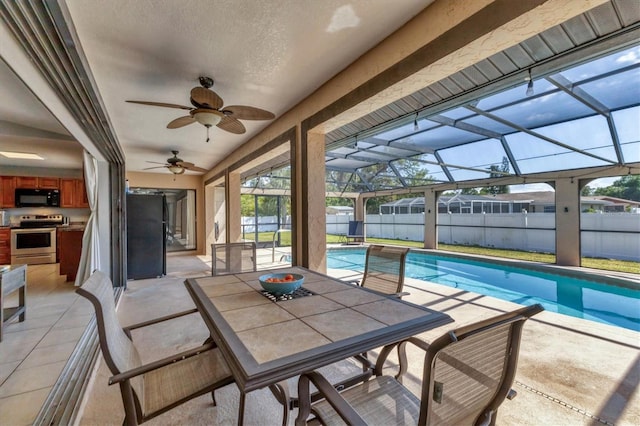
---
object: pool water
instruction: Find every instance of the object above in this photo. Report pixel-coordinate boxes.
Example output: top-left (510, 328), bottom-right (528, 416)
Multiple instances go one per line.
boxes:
top-left (327, 248), bottom-right (640, 331)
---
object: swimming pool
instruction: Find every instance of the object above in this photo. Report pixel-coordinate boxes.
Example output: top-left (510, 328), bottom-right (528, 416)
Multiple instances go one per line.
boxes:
top-left (327, 248), bottom-right (640, 331)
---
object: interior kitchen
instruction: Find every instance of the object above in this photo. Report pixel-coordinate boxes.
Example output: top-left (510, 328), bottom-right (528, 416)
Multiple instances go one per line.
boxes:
top-left (1, 175), bottom-right (89, 282)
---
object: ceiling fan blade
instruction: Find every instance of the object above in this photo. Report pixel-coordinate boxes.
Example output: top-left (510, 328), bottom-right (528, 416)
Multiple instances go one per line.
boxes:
top-left (143, 166), bottom-right (168, 170)
top-left (223, 105), bottom-right (275, 120)
top-left (126, 100), bottom-right (192, 110)
top-left (177, 161), bottom-right (207, 173)
top-left (167, 116), bottom-right (196, 129)
top-left (217, 115), bottom-right (246, 134)
top-left (146, 160), bottom-right (168, 165)
top-left (190, 87), bottom-right (223, 109)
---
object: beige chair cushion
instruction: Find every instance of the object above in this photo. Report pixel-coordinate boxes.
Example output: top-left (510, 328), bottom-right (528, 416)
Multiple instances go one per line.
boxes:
top-left (143, 344), bottom-right (231, 415)
top-left (311, 376), bottom-right (420, 425)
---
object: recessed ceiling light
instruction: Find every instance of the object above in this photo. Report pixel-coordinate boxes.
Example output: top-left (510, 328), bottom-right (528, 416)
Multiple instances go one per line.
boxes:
top-left (0, 151), bottom-right (45, 160)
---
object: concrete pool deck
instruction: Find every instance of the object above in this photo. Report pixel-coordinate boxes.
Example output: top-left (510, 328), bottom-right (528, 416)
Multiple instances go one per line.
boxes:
top-left (77, 252), bottom-right (640, 425)
top-left (328, 265), bottom-right (640, 426)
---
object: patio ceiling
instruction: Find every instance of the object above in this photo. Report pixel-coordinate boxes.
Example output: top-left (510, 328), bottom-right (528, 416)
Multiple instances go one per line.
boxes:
top-left (243, 0), bottom-right (640, 194)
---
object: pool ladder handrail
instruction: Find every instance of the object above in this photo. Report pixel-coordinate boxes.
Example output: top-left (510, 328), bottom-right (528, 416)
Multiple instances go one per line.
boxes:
top-left (272, 228), bottom-right (292, 262)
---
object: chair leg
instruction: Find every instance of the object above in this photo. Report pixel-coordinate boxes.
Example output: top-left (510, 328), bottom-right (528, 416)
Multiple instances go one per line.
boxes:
top-left (211, 390), bottom-right (217, 406)
top-left (119, 382), bottom-right (139, 426)
top-left (238, 392), bottom-right (246, 425)
top-left (269, 382), bottom-right (291, 426)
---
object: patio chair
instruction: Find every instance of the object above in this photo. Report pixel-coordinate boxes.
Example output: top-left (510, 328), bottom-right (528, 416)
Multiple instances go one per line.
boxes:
top-left (275, 245), bottom-right (413, 421)
top-left (77, 271), bottom-right (234, 426)
top-left (345, 220), bottom-right (364, 244)
top-left (338, 245), bottom-right (412, 389)
top-left (345, 244), bottom-right (411, 370)
top-left (295, 303), bottom-right (544, 426)
top-left (358, 244), bottom-right (410, 297)
top-left (211, 241), bottom-right (257, 275)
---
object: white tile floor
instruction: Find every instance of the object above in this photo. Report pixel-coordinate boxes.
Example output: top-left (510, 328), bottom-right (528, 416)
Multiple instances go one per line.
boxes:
top-left (0, 263), bottom-right (93, 425)
top-left (0, 251), bottom-right (291, 426)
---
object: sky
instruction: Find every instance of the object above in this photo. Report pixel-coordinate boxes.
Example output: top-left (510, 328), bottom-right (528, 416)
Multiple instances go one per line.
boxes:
top-left (509, 176), bottom-right (618, 193)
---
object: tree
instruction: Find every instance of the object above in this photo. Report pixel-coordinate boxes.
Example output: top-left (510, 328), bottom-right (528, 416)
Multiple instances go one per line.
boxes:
top-left (581, 185), bottom-right (594, 196)
top-left (460, 187), bottom-right (480, 195)
top-left (593, 175), bottom-right (640, 201)
top-left (486, 157), bottom-right (510, 195)
top-left (241, 194), bottom-right (255, 216)
top-left (326, 197), bottom-right (354, 207)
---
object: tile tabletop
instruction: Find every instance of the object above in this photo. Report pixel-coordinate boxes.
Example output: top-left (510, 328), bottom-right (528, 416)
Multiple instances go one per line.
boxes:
top-left (184, 266), bottom-right (452, 392)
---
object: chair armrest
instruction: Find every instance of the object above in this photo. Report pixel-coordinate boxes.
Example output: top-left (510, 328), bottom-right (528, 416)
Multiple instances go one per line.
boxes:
top-left (373, 337), bottom-right (430, 379)
top-left (296, 371), bottom-right (367, 426)
top-left (269, 380), bottom-right (291, 408)
top-left (123, 308), bottom-right (198, 333)
top-left (108, 341), bottom-right (214, 385)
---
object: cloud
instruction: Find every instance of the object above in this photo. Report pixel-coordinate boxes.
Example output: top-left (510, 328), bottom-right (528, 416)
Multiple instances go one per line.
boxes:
top-left (616, 49), bottom-right (639, 64)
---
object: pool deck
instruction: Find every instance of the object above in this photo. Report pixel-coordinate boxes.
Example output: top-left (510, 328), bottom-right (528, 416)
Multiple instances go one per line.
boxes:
top-left (76, 251), bottom-right (640, 425)
top-left (330, 267), bottom-right (640, 426)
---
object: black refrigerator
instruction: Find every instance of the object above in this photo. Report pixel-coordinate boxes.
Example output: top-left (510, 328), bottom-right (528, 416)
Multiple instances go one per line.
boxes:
top-left (126, 193), bottom-right (167, 279)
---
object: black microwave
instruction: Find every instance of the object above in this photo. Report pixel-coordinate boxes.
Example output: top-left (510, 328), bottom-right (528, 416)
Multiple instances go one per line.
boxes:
top-left (15, 188), bottom-right (61, 207)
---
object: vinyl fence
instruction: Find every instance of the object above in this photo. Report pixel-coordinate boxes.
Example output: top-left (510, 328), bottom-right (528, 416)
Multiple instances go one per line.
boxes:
top-left (325, 212), bottom-right (640, 261)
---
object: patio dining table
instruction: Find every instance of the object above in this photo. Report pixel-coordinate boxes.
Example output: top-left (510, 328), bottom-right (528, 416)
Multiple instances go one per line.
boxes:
top-left (184, 266), bottom-right (453, 424)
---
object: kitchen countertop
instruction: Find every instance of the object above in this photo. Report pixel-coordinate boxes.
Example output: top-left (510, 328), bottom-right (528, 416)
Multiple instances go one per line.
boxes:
top-left (57, 225), bottom-right (85, 231)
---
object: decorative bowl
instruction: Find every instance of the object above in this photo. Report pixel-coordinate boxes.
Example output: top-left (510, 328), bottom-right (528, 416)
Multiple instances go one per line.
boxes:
top-left (258, 273), bottom-right (304, 295)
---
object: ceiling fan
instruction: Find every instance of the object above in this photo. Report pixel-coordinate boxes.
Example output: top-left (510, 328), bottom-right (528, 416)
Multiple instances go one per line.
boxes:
top-left (144, 151), bottom-right (207, 175)
top-left (126, 76), bottom-right (275, 142)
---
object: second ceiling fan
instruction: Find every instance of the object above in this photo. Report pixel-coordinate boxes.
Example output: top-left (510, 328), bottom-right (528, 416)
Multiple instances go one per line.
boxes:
top-left (127, 76), bottom-right (275, 142)
top-left (144, 151), bottom-right (207, 175)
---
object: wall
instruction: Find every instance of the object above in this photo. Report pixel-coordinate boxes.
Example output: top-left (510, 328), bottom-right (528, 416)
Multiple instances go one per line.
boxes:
top-left (126, 171), bottom-right (204, 254)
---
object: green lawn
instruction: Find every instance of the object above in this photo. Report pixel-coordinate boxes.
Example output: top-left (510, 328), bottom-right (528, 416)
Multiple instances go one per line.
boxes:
top-left (245, 232), bottom-right (639, 274)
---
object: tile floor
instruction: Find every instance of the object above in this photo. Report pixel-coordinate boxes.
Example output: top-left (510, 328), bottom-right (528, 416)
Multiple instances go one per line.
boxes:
top-left (0, 250), bottom-right (289, 426)
top-left (2, 249), bottom-right (639, 425)
top-left (0, 263), bottom-right (93, 425)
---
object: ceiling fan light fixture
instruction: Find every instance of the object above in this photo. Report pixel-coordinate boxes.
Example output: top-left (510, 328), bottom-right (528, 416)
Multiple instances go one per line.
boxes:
top-left (168, 165), bottom-right (185, 174)
top-left (193, 109), bottom-right (223, 127)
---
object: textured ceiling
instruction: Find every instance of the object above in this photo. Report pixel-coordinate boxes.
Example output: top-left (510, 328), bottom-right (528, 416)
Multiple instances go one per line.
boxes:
top-left (1, 0), bottom-right (637, 187)
top-left (0, 0), bottom-right (432, 172)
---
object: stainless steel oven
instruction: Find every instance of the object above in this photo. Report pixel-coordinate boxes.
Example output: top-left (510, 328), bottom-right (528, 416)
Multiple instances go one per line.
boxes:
top-left (11, 227), bottom-right (57, 265)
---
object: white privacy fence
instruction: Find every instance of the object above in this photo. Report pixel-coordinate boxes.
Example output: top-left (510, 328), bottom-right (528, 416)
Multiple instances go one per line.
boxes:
top-left (241, 216), bottom-right (291, 234)
top-left (325, 213), bottom-right (640, 261)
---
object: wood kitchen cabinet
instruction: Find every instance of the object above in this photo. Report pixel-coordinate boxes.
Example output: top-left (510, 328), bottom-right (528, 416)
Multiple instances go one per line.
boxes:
top-left (58, 229), bottom-right (83, 282)
top-left (15, 176), bottom-right (59, 189)
top-left (75, 179), bottom-right (89, 208)
top-left (0, 227), bottom-right (10, 265)
top-left (60, 178), bottom-right (89, 208)
top-left (37, 177), bottom-right (60, 189)
top-left (0, 177), bottom-right (16, 208)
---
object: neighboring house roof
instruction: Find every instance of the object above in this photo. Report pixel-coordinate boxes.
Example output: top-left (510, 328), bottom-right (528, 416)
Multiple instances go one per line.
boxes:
top-left (581, 197), bottom-right (614, 206)
top-left (589, 196), bottom-right (640, 207)
top-left (326, 206), bottom-right (354, 213)
top-left (379, 192), bottom-right (637, 208)
top-left (492, 192), bottom-right (553, 203)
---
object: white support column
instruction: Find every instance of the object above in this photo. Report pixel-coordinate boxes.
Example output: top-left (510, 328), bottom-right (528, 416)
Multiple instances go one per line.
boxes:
top-left (206, 184), bottom-right (226, 254)
top-left (555, 178), bottom-right (581, 266)
top-left (226, 171), bottom-right (242, 243)
top-left (423, 189), bottom-right (438, 249)
top-left (354, 194), bottom-right (365, 221)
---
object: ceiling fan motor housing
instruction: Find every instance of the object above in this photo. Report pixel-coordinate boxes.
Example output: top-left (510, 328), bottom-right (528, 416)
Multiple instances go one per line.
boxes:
top-left (199, 76), bottom-right (214, 88)
top-left (168, 150), bottom-right (183, 164)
